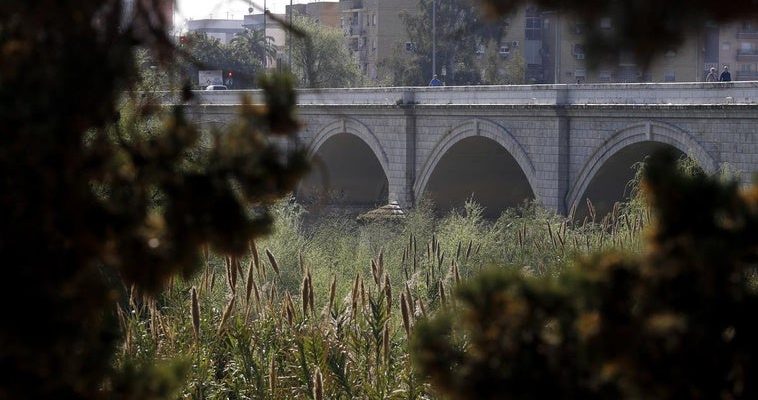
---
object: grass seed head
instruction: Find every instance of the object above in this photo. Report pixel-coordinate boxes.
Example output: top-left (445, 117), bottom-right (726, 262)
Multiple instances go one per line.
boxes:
top-left (266, 248), bottom-right (280, 277)
top-left (191, 287), bottom-right (200, 342)
top-left (216, 295), bottom-right (236, 336)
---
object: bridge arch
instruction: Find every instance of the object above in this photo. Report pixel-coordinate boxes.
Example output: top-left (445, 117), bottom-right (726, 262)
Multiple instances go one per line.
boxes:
top-left (305, 118), bottom-right (390, 174)
top-left (415, 118), bottom-right (537, 217)
top-left (298, 118), bottom-right (390, 210)
top-left (567, 121), bottom-right (717, 216)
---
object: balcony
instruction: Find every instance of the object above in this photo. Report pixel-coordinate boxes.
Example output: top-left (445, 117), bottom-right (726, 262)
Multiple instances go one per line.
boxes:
top-left (346, 24), bottom-right (365, 37)
top-left (736, 50), bottom-right (758, 61)
top-left (340, 0), bottom-right (363, 11)
top-left (736, 30), bottom-right (758, 39)
top-left (736, 71), bottom-right (758, 80)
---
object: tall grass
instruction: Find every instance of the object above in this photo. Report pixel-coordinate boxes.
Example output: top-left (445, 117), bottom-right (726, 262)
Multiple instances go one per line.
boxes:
top-left (116, 191), bottom-right (650, 398)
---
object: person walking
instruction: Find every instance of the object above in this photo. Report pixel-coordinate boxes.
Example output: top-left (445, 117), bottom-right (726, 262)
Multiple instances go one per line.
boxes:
top-left (705, 67), bottom-right (718, 82)
top-left (719, 65), bottom-right (732, 82)
top-left (428, 74), bottom-right (443, 86)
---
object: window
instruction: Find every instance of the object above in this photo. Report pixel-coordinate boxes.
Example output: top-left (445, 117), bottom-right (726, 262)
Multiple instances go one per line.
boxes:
top-left (722, 42), bottom-right (732, 51)
top-left (525, 6), bottom-right (542, 40)
top-left (600, 17), bottom-right (612, 29)
top-left (373, 14), bottom-right (377, 26)
top-left (598, 70), bottom-right (612, 82)
top-left (741, 42), bottom-right (754, 52)
top-left (664, 70), bottom-right (676, 82)
top-left (573, 44), bottom-right (585, 59)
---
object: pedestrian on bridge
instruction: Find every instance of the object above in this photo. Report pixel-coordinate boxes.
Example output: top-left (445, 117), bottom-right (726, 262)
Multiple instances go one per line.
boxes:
top-left (429, 74), bottom-right (443, 86)
top-left (705, 67), bottom-right (718, 82)
top-left (720, 65), bottom-right (732, 82)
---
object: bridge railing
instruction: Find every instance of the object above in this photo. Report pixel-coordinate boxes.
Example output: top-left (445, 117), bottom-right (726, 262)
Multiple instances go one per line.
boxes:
top-left (164, 81), bottom-right (758, 107)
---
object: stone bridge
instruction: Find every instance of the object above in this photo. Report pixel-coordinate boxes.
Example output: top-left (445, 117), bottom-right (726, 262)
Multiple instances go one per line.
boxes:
top-left (180, 82), bottom-right (758, 217)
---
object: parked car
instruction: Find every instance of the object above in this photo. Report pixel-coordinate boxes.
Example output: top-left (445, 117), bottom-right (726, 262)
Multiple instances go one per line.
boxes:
top-left (205, 85), bottom-right (228, 90)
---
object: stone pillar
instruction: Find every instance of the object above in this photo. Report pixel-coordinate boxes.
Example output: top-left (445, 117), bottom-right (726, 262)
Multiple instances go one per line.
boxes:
top-left (556, 109), bottom-right (571, 215)
top-left (386, 91), bottom-right (417, 209)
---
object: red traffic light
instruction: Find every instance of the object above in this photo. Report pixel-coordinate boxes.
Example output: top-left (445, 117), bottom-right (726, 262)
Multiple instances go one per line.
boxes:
top-left (228, 71), bottom-right (233, 77)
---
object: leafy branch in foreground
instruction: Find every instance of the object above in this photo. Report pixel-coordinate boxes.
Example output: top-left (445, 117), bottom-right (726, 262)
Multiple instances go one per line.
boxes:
top-left (0, 1), bottom-right (307, 398)
top-left (412, 150), bottom-right (758, 399)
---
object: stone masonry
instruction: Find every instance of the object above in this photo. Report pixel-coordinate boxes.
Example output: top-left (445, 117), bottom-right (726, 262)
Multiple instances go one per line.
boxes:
top-left (178, 82), bottom-right (758, 214)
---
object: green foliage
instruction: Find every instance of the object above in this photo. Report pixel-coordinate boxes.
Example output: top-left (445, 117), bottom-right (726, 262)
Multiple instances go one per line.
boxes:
top-left (478, 41), bottom-right (526, 85)
top-left (178, 31), bottom-right (269, 89)
top-left (119, 192), bottom-right (654, 398)
top-left (381, 0), bottom-right (510, 85)
top-left (289, 16), bottom-right (365, 88)
top-left (0, 1), bottom-right (306, 398)
top-left (412, 151), bottom-right (758, 399)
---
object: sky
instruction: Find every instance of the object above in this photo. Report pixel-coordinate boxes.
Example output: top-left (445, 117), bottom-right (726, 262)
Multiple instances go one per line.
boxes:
top-left (175, 0), bottom-right (315, 21)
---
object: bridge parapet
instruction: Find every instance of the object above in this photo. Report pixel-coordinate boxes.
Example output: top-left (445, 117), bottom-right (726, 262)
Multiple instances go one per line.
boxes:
top-left (170, 81), bottom-right (758, 107)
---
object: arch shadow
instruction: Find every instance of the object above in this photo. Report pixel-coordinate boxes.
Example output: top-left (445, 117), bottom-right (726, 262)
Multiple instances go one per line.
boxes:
top-left (414, 118), bottom-right (537, 201)
top-left (305, 118), bottom-right (390, 178)
top-left (566, 121), bottom-right (718, 213)
top-left (297, 118), bottom-right (390, 210)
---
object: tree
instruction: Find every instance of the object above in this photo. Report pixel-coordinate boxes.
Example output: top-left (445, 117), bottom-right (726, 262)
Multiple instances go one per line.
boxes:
top-left (0, 1), bottom-right (306, 398)
top-left (289, 15), bottom-right (365, 88)
top-left (229, 28), bottom-right (277, 69)
top-left (381, 0), bottom-right (509, 86)
top-left (380, 0), bottom-right (521, 85)
top-left (379, 45), bottom-right (425, 87)
top-left (179, 32), bottom-right (264, 89)
top-left (478, 40), bottom-right (525, 85)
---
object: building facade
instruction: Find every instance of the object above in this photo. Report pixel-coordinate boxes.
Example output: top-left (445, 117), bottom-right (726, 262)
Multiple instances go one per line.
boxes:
top-left (186, 19), bottom-right (244, 44)
top-left (498, 5), bottom-right (758, 83)
top-left (287, 2), bottom-right (340, 29)
top-left (714, 19), bottom-right (758, 81)
top-left (339, 0), bottom-right (418, 81)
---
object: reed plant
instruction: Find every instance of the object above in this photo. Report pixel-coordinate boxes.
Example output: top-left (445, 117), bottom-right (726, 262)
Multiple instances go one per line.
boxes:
top-left (116, 184), bottom-right (651, 398)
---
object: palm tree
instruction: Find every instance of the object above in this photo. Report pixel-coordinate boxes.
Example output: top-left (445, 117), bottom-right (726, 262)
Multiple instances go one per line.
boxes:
top-left (230, 28), bottom-right (277, 68)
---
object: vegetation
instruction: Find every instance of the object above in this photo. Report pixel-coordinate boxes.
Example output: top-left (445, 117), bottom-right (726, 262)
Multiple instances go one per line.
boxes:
top-left (288, 15), bottom-right (366, 88)
top-left (381, 0), bottom-right (522, 86)
top-left (412, 151), bottom-right (758, 399)
top-left (118, 186), bottom-right (652, 398)
top-left (0, 1), bottom-right (306, 398)
top-left (4, 0), bottom-right (758, 398)
top-left (172, 29), bottom-right (276, 89)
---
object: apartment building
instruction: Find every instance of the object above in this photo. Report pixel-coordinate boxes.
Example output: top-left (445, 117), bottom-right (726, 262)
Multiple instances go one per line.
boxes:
top-left (186, 19), bottom-right (245, 44)
top-left (497, 6), bottom-right (701, 84)
top-left (339, 0), bottom-right (418, 80)
top-left (713, 19), bottom-right (758, 81)
top-left (497, 5), bottom-right (758, 83)
top-left (287, 2), bottom-right (340, 29)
